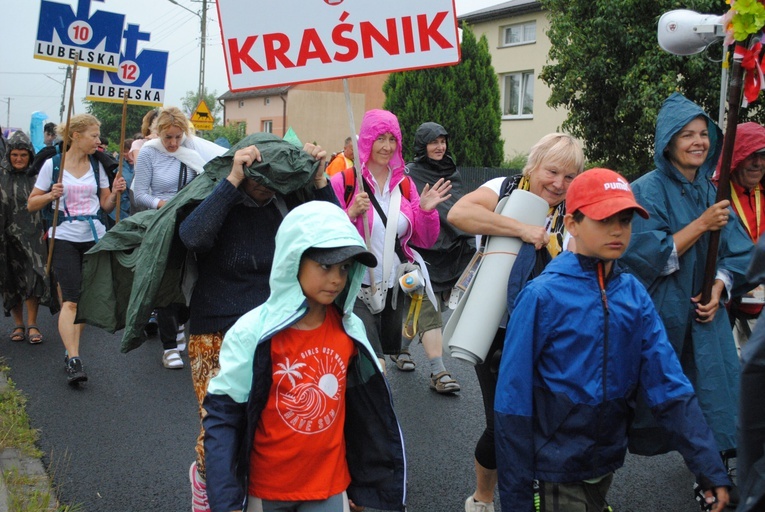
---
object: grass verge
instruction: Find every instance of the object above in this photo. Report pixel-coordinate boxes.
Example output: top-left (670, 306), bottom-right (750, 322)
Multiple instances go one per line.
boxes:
top-left (0, 359), bottom-right (76, 511)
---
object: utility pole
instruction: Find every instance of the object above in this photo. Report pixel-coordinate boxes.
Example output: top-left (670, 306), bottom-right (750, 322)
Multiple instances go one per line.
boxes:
top-left (167, 0), bottom-right (207, 102)
top-left (60, 66), bottom-right (71, 123)
top-left (199, 0), bottom-right (207, 100)
top-left (1, 97), bottom-right (11, 129)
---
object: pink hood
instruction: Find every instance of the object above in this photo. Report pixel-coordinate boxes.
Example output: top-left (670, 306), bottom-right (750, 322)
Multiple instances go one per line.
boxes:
top-left (330, 109), bottom-right (439, 262)
top-left (357, 109), bottom-right (406, 189)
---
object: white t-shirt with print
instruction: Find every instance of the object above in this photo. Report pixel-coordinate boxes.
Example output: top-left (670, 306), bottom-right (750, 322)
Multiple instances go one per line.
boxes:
top-left (34, 158), bottom-right (109, 242)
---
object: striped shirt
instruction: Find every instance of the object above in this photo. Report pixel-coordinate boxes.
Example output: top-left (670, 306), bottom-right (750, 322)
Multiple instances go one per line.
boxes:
top-left (133, 145), bottom-right (198, 209)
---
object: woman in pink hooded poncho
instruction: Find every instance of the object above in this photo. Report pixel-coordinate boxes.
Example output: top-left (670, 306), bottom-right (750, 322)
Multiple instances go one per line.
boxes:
top-left (330, 109), bottom-right (452, 372)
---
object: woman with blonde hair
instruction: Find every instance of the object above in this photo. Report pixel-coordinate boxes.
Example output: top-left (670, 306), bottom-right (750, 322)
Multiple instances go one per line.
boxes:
top-left (129, 108), bottom-right (160, 163)
top-left (448, 132), bottom-right (584, 512)
top-left (27, 113), bottom-right (127, 384)
top-left (132, 106), bottom-right (225, 369)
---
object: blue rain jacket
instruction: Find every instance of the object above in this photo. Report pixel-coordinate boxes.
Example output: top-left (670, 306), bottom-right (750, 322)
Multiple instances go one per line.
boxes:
top-left (621, 93), bottom-right (754, 454)
top-left (494, 252), bottom-right (730, 510)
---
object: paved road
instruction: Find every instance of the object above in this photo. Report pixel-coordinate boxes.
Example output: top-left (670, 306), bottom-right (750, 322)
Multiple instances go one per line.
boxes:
top-left (0, 312), bottom-right (711, 511)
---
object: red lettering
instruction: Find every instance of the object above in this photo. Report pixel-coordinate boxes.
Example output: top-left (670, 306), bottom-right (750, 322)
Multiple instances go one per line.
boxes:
top-left (332, 23), bottom-right (358, 62)
top-left (297, 28), bottom-right (332, 67)
top-left (263, 33), bottom-right (294, 70)
top-left (360, 18), bottom-right (399, 58)
top-left (227, 36), bottom-right (263, 75)
top-left (418, 12), bottom-right (453, 51)
top-left (401, 16), bottom-right (415, 54)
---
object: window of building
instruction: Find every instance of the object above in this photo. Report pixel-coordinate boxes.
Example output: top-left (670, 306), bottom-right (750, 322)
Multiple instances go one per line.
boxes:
top-left (262, 120), bottom-right (273, 133)
top-left (502, 21), bottom-right (536, 47)
top-left (238, 100), bottom-right (245, 108)
top-left (502, 71), bottom-right (534, 118)
top-left (264, 97), bottom-right (270, 105)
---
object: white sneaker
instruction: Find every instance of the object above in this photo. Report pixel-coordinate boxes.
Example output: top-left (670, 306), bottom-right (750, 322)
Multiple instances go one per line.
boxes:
top-left (465, 495), bottom-right (494, 512)
top-left (162, 349), bottom-right (184, 369)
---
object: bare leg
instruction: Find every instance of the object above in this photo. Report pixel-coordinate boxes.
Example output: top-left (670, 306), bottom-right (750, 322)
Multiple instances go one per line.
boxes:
top-left (473, 458), bottom-right (498, 504)
top-left (421, 328), bottom-right (443, 359)
top-left (58, 301), bottom-right (84, 357)
top-left (26, 297), bottom-right (40, 327)
top-left (10, 301), bottom-right (24, 327)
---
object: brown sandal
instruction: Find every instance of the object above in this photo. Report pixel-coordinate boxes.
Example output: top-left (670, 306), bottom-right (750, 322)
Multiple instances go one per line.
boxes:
top-left (27, 325), bottom-right (43, 345)
top-left (390, 349), bottom-right (416, 372)
top-left (10, 325), bottom-right (26, 342)
top-left (429, 371), bottom-right (461, 394)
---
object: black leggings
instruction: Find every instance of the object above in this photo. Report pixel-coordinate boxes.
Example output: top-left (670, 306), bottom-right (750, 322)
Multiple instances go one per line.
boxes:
top-left (52, 239), bottom-right (95, 303)
top-left (157, 303), bottom-right (189, 350)
top-left (473, 327), bottom-right (506, 470)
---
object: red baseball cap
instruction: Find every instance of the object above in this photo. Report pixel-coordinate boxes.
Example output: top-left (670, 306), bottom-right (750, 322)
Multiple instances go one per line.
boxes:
top-left (566, 168), bottom-right (649, 221)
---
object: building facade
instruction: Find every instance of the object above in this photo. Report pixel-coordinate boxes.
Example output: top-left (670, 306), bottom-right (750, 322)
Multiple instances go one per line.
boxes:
top-left (218, 74), bottom-right (388, 156)
top-left (459, 0), bottom-right (569, 159)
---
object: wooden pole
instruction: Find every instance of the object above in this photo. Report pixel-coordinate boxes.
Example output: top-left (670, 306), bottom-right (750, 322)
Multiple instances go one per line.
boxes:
top-left (46, 57), bottom-right (79, 276)
top-left (701, 45), bottom-right (744, 304)
top-left (114, 94), bottom-right (129, 223)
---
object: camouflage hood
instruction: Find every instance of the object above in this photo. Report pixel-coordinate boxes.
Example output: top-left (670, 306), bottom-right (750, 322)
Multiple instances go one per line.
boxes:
top-left (4, 131), bottom-right (35, 172)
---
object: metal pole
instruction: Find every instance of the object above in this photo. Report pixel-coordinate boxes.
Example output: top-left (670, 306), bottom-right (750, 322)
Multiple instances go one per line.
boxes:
top-left (718, 44), bottom-right (729, 128)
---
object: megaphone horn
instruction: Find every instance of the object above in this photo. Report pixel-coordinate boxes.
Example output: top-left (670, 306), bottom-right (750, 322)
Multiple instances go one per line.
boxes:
top-left (658, 9), bottom-right (725, 56)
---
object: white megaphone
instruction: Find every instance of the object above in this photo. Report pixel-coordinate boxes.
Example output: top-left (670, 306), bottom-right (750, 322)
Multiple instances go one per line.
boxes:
top-left (658, 9), bottom-right (725, 55)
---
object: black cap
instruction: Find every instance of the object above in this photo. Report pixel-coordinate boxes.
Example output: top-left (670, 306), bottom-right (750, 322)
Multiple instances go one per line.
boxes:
top-left (303, 246), bottom-right (377, 268)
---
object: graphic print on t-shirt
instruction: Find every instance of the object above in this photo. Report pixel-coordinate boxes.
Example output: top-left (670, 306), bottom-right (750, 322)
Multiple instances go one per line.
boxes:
top-left (64, 182), bottom-right (98, 215)
top-left (273, 346), bottom-right (347, 434)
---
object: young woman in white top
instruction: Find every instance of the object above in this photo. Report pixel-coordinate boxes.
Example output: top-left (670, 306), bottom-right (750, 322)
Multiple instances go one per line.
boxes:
top-left (27, 113), bottom-right (127, 385)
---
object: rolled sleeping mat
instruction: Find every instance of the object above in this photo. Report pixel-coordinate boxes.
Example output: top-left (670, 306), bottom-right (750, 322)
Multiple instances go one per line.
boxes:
top-left (445, 189), bottom-right (548, 364)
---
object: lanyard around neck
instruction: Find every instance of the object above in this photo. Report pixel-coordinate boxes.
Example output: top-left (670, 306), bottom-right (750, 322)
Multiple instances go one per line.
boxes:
top-left (730, 183), bottom-right (761, 241)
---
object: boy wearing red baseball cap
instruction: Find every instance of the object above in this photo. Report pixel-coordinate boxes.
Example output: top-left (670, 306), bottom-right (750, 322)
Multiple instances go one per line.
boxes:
top-left (494, 168), bottom-right (731, 512)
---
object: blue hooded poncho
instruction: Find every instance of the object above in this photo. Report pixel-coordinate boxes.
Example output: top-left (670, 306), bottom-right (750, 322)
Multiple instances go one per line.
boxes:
top-left (621, 92), bottom-right (754, 454)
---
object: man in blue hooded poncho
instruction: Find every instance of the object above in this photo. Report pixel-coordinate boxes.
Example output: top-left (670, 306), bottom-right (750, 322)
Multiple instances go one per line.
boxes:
top-left (621, 93), bottom-right (754, 477)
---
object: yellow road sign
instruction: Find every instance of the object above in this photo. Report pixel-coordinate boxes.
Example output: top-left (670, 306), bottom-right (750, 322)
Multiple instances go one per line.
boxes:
top-left (191, 99), bottom-right (214, 131)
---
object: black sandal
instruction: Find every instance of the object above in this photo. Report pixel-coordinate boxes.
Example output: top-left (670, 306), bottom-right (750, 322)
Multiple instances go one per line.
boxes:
top-left (10, 325), bottom-right (26, 342)
top-left (27, 325), bottom-right (43, 344)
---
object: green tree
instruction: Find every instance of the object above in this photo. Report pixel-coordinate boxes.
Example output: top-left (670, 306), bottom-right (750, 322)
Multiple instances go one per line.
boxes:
top-left (180, 88), bottom-right (222, 125)
top-left (540, 0), bottom-right (765, 179)
top-left (383, 23), bottom-right (504, 167)
top-left (85, 101), bottom-right (153, 150)
top-left (198, 122), bottom-right (247, 147)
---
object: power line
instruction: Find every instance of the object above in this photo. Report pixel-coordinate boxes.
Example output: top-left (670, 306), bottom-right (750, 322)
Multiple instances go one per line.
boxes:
top-left (0, 71), bottom-right (67, 75)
